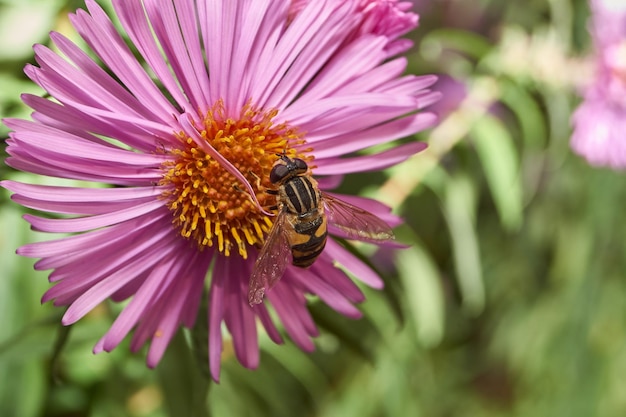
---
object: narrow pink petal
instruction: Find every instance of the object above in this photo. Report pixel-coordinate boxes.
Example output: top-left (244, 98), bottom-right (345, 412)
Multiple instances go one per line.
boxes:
top-left (5, 181), bottom-right (162, 215)
top-left (313, 142), bottom-right (427, 175)
top-left (12, 194), bottom-right (155, 216)
top-left (74, 1), bottom-right (177, 121)
top-left (48, 32), bottom-right (148, 114)
top-left (316, 174), bottom-right (344, 190)
top-left (414, 91), bottom-right (444, 110)
top-left (113, 0), bottom-right (192, 112)
top-left (310, 113), bottom-right (437, 158)
top-left (5, 157), bottom-right (149, 189)
top-left (145, 252), bottom-right (207, 367)
top-left (129, 246), bottom-right (196, 353)
top-left (296, 107), bottom-right (417, 143)
top-left (172, 0), bottom-right (212, 107)
top-left (2, 181), bottom-right (162, 203)
top-left (180, 115), bottom-right (272, 216)
top-left (254, 304), bottom-right (284, 345)
top-left (294, 266), bottom-right (363, 318)
top-left (267, 279), bottom-right (318, 351)
top-left (179, 252), bottom-right (213, 328)
top-left (332, 58), bottom-right (411, 95)
top-left (17, 95), bottom-right (156, 152)
top-left (34, 28), bottom-right (181, 139)
top-left (24, 66), bottom-right (175, 137)
top-left (232, 0), bottom-right (289, 110)
top-left (208, 256), bottom-right (227, 382)
top-left (110, 274), bottom-right (146, 302)
top-left (262, 3), bottom-right (362, 110)
top-left (312, 253), bottom-right (365, 303)
top-left (6, 145), bottom-right (163, 185)
top-left (61, 241), bottom-right (171, 324)
top-left (24, 199), bottom-right (165, 233)
top-left (324, 239), bottom-right (384, 289)
top-left (251, 0), bottom-right (349, 108)
top-left (24, 94), bottom-right (102, 136)
top-left (32, 44), bottom-right (149, 123)
top-left (385, 38), bottom-right (414, 57)
top-left (11, 121), bottom-right (167, 167)
top-left (223, 258), bottom-right (259, 369)
top-left (145, 311), bottom-right (183, 367)
top-left (94, 257), bottom-right (174, 352)
top-left (45, 224), bottom-right (176, 305)
top-left (44, 219), bottom-right (172, 283)
top-left (292, 36), bottom-right (387, 107)
top-left (5, 182), bottom-right (162, 216)
top-left (140, 0), bottom-right (208, 111)
top-left (201, 0), bottom-right (239, 109)
top-left (17, 212), bottom-right (165, 259)
top-left (229, 0), bottom-right (276, 110)
top-left (4, 117), bottom-right (113, 150)
top-left (282, 94), bottom-right (417, 126)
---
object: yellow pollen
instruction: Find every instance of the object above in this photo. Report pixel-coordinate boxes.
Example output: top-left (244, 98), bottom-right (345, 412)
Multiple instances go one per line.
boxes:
top-left (160, 101), bottom-right (309, 258)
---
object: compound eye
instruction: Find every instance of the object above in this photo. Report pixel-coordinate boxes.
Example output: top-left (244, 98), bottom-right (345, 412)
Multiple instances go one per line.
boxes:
top-left (270, 164), bottom-right (290, 184)
top-left (293, 158), bottom-right (308, 172)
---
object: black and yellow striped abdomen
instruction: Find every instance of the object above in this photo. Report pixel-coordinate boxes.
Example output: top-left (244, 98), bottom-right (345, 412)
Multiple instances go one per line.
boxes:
top-left (277, 175), bottom-right (328, 268)
top-left (280, 176), bottom-right (319, 215)
top-left (289, 213), bottom-right (327, 267)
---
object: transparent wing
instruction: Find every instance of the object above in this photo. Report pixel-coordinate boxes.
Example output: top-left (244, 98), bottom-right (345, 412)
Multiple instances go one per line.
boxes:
top-left (323, 192), bottom-right (395, 243)
top-left (248, 211), bottom-right (292, 306)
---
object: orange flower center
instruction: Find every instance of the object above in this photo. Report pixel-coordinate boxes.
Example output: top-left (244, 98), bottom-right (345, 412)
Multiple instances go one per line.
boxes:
top-left (160, 102), bottom-right (308, 258)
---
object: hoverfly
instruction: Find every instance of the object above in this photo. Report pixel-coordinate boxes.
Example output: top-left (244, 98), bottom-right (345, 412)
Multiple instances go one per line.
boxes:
top-left (248, 155), bottom-right (395, 306)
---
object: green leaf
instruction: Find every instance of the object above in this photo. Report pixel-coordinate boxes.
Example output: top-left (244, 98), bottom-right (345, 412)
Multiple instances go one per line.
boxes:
top-left (421, 28), bottom-right (492, 61)
top-left (333, 239), bottom-right (406, 327)
top-left (443, 174), bottom-right (485, 314)
top-left (0, 358), bottom-right (47, 417)
top-left (395, 243), bottom-right (444, 348)
top-left (500, 80), bottom-right (548, 150)
top-left (157, 330), bottom-right (211, 417)
top-left (471, 114), bottom-right (524, 231)
top-left (308, 301), bottom-right (379, 363)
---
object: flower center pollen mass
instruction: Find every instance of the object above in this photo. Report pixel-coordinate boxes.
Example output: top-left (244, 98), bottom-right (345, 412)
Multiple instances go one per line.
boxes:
top-left (160, 102), bottom-right (305, 259)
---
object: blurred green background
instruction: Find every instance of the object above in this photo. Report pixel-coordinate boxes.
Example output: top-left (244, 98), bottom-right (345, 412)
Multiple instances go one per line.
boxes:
top-left (2, 0), bottom-right (626, 416)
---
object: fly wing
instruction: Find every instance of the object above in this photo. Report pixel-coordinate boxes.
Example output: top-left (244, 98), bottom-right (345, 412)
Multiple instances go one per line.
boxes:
top-left (323, 193), bottom-right (395, 243)
top-left (248, 211), bottom-right (292, 306)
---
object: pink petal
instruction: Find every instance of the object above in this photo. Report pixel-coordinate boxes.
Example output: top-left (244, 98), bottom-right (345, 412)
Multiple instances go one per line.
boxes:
top-left (314, 142), bottom-right (427, 175)
top-left (267, 278), bottom-right (319, 351)
top-left (113, 0), bottom-right (194, 112)
top-left (24, 200), bottom-right (165, 233)
top-left (97, 254), bottom-right (179, 351)
top-left (310, 113), bottom-right (436, 158)
top-left (223, 258), bottom-right (259, 369)
top-left (75, 1), bottom-right (177, 121)
top-left (207, 255), bottom-right (228, 381)
top-left (324, 239), bottom-right (384, 289)
top-left (17, 211), bottom-right (165, 260)
top-left (2, 181), bottom-right (162, 202)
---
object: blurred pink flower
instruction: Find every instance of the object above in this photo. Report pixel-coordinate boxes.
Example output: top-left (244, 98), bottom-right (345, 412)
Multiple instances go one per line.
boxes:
top-left (571, 0), bottom-right (626, 168)
top-left (2, 0), bottom-right (439, 380)
top-left (428, 75), bottom-right (468, 120)
top-left (291, 0), bottom-right (418, 55)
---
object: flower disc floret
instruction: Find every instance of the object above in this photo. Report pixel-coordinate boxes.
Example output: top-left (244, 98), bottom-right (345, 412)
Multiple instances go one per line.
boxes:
top-left (160, 102), bottom-right (303, 258)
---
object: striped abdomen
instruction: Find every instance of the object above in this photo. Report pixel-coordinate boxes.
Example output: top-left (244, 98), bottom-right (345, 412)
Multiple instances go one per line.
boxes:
top-left (278, 175), bottom-right (328, 268)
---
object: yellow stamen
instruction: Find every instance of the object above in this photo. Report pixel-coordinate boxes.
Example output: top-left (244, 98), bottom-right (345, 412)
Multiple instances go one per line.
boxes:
top-left (160, 101), bottom-right (310, 258)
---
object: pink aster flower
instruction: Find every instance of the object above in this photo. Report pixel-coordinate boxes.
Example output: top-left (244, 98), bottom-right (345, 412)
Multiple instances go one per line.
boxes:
top-left (2, 0), bottom-right (439, 381)
top-left (571, 0), bottom-right (626, 168)
top-left (291, 0), bottom-right (418, 56)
